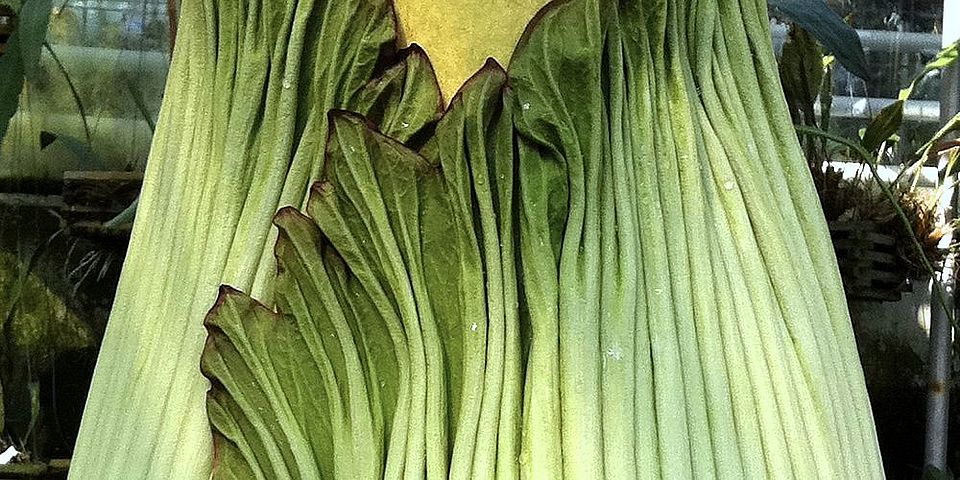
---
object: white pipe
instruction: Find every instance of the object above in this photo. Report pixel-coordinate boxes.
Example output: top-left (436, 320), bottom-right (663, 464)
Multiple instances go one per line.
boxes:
top-left (772, 25), bottom-right (946, 125)
top-left (771, 24), bottom-right (943, 55)
top-left (924, 213), bottom-right (954, 472)
top-left (815, 96), bottom-right (940, 122)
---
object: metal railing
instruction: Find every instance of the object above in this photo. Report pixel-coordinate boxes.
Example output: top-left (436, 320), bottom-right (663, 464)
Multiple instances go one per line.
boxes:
top-left (772, 24), bottom-right (946, 124)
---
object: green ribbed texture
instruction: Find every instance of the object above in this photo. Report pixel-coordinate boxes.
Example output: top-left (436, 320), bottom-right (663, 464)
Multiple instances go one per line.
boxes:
top-left (70, 0), bottom-right (441, 477)
top-left (78, 0), bottom-right (884, 478)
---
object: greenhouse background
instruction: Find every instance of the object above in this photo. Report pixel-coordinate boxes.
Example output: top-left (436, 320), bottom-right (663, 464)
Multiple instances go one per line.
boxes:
top-left (0, 0), bottom-right (957, 478)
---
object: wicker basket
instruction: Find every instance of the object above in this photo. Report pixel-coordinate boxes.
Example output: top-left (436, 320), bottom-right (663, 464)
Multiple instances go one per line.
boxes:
top-left (829, 220), bottom-right (911, 302)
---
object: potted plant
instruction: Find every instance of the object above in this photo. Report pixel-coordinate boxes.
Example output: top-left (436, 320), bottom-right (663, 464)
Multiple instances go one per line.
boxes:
top-left (778, 23), bottom-right (959, 301)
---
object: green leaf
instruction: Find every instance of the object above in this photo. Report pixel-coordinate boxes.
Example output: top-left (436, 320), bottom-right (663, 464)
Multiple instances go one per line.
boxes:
top-left (15, 0), bottom-right (49, 80)
top-left (302, 115), bottom-right (444, 479)
top-left (860, 99), bottom-right (904, 154)
top-left (352, 45), bottom-right (443, 146)
top-left (509, 0), bottom-right (605, 475)
top-left (819, 61), bottom-right (834, 133)
top-left (203, 286), bottom-right (335, 480)
top-left (779, 25), bottom-right (824, 127)
top-left (0, 26), bottom-right (25, 143)
top-left (208, 188), bottom-right (406, 480)
top-left (0, 0), bottom-right (51, 143)
top-left (921, 39), bottom-right (958, 73)
top-left (768, 0), bottom-right (870, 80)
top-left (202, 69), bottom-right (519, 478)
top-left (37, 133), bottom-right (107, 171)
top-left (418, 64), bottom-right (519, 479)
top-left (917, 110), bottom-right (960, 157)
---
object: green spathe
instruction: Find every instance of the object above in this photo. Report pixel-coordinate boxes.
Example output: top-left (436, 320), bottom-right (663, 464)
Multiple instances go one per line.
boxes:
top-left (200, 0), bottom-right (883, 476)
top-left (69, 1), bottom-right (441, 477)
top-left (78, 0), bottom-right (884, 477)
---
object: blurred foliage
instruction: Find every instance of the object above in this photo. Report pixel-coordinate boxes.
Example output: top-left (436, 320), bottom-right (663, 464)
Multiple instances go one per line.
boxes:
top-left (828, 0), bottom-right (942, 32)
top-left (825, 0), bottom-right (945, 100)
top-left (780, 26), bottom-right (827, 128)
top-left (47, 7), bottom-right (80, 45)
top-left (771, 0), bottom-right (870, 79)
top-left (0, 0), bottom-right (53, 145)
top-left (0, 249), bottom-right (91, 450)
top-left (0, 250), bottom-right (91, 375)
top-left (783, 27), bottom-right (959, 282)
top-left (1, 0), bottom-right (169, 180)
top-left (814, 164), bottom-right (953, 278)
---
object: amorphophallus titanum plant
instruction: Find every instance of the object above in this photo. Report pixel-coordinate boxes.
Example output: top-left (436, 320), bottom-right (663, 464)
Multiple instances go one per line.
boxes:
top-left (70, 0), bottom-right (884, 478)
